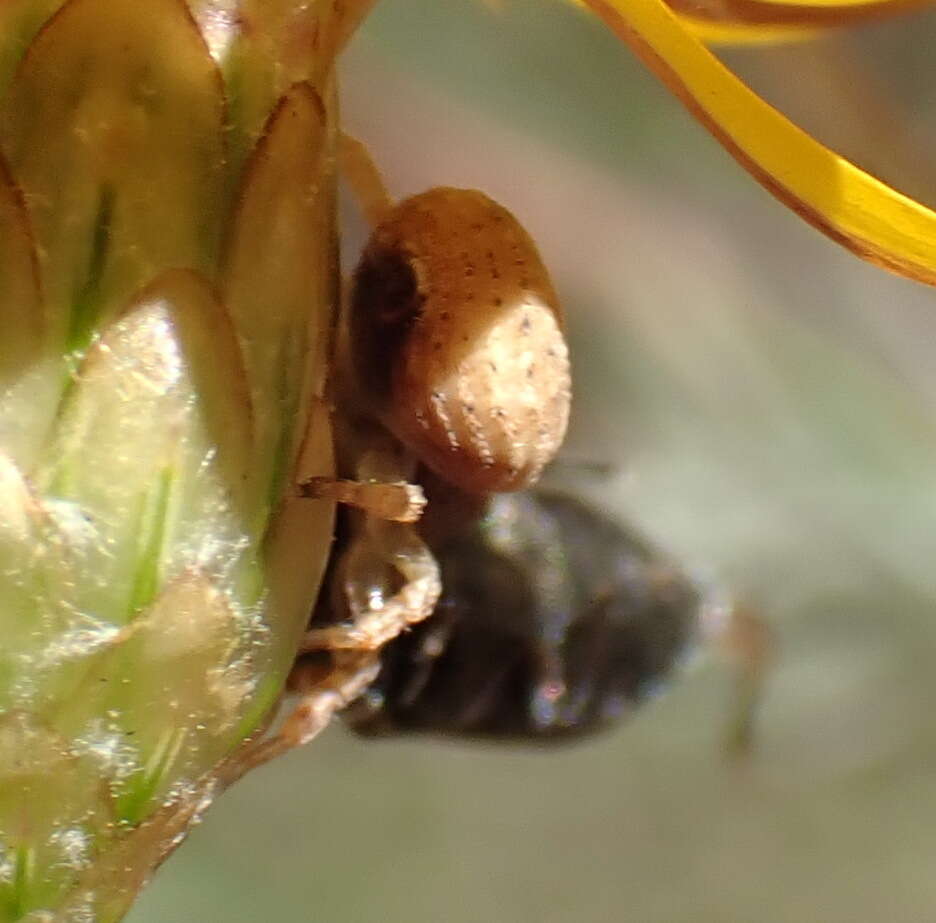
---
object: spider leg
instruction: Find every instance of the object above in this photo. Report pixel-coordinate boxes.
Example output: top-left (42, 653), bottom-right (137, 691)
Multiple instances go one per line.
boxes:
top-left (232, 652), bottom-right (381, 775)
top-left (303, 519), bottom-right (441, 652)
top-left (298, 475), bottom-right (426, 523)
top-left (339, 130), bottom-right (394, 226)
top-left (233, 500), bottom-right (439, 772)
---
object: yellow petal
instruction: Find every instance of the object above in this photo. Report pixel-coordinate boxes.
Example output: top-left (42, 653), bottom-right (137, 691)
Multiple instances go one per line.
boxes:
top-left (673, 14), bottom-right (821, 45)
top-left (577, 0), bottom-right (936, 287)
top-left (674, 0), bottom-right (933, 28)
top-left (572, 0), bottom-right (931, 36)
top-left (754, 0), bottom-right (921, 8)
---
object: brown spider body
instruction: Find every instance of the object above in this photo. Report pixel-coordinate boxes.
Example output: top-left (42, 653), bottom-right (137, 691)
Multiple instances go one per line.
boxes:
top-left (349, 187), bottom-right (571, 494)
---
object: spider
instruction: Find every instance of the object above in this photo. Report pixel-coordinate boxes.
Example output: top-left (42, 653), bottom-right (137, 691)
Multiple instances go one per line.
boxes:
top-left (238, 132), bottom-right (571, 770)
top-left (237, 135), bottom-right (763, 772)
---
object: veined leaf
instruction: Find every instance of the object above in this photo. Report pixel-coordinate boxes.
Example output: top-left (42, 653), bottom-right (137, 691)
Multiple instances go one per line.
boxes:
top-left (223, 82), bottom-right (335, 526)
top-left (208, 0), bottom-right (370, 168)
top-left (0, 152), bottom-right (62, 472)
top-left (95, 571), bottom-right (259, 825)
top-left (39, 270), bottom-right (255, 632)
top-left (0, 0), bottom-right (348, 915)
top-left (0, 0), bottom-right (227, 359)
top-left (0, 713), bottom-right (108, 918)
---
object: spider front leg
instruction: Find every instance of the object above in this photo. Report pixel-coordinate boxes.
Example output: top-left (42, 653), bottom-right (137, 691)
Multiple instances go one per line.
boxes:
top-left (230, 651), bottom-right (382, 776)
top-left (281, 652), bottom-right (381, 747)
top-left (234, 412), bottom-right (439, 775)
top-left (302, 517), bottom-right (441, 652)
top-left (237, 479), bottom-right (439, 769)
top-left (300, 407), bottom-right (443, 652)
top-left (298, 475), bottom-right (426, 523)
top-left (233, 513), bottom-right (438, 776)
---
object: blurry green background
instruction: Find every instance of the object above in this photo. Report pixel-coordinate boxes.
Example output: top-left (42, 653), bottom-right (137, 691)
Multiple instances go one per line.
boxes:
top-left (132, 1), bottom-right (936, 920)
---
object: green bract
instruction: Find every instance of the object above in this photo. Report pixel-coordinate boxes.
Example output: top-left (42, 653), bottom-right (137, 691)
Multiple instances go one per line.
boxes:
top-left (0, 1), bottom-right (356, 918)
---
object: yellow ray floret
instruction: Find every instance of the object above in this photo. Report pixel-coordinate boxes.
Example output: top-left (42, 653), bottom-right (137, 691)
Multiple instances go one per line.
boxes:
top-left (574, 0), bottom-right (936, 287)
top-left (572, 0), bottom-right (931, 36)
top-left (670, 0), bottom-right (932, 28)
top-left (671, 14), bottom-right (820, 44)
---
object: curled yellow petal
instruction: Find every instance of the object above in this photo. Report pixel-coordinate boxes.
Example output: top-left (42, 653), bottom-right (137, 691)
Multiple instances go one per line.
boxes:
top-left (754, 0), bottom-right (920, 8)
top-left (669, 0), bottom-right (933, 28)
top-left (572, 0), bottom-right (932, 35)
top-left (577, 0), bottom-right (936, 287)
top-left (673, 13), bottom-right (820, 44)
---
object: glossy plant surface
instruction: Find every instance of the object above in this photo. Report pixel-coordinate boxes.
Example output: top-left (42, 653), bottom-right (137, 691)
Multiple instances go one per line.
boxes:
top-left (0, 2), bottom-right (365, 917)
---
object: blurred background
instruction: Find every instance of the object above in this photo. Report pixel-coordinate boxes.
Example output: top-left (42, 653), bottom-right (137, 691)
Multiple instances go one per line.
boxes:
top-left (132, 1), bottom-right (936, 920)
